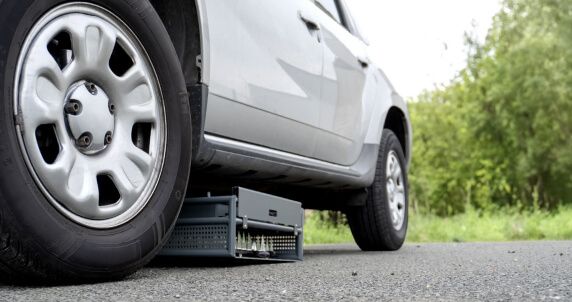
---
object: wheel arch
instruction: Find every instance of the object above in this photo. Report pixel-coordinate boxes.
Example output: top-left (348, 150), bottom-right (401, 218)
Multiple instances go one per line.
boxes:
top-left (149, 0), bottom-right (211, 162)
top-left (383, 105), bottom-right (411, 167)
top-left (149, 0), bottom-right (203, 86)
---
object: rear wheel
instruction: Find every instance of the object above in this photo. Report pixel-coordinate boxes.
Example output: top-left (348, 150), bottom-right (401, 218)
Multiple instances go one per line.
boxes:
top-left (347, 129), bottom-right (408, 251)
top-left (0, 0), bottom-right (191, 282)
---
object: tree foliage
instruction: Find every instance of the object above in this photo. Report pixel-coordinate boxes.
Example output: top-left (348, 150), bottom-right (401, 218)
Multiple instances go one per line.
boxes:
top-left (410, 0), bottom-right (572, 215)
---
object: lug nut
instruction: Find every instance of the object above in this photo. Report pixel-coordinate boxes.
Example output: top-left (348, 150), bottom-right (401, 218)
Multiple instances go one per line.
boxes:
top-left (108, 102), bottom-right (116, 114)
top-left (85, 82), bottom-right (98, 95)
top-left (77, 133), bottom-right (92, 148)
top-left (104, 132), bottom-right (113, 145)
top-left (64, 100), bottom-right (82, 115)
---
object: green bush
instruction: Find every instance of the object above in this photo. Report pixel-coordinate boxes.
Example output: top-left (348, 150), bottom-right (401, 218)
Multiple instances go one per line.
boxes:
top-left (409, 0), bottom-right (572, 214)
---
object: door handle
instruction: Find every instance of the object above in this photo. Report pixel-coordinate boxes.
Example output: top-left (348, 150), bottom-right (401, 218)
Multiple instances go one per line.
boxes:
top-left (357, 56), bottom-right (369, 69)
top-left (299, 11), bottom-right (320, 31)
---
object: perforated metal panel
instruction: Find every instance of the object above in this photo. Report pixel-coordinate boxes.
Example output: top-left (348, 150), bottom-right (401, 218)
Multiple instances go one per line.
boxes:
top-left (164, 225), bottom-right (228, 250)
top-left (271, 235), bottom-right (298, 256)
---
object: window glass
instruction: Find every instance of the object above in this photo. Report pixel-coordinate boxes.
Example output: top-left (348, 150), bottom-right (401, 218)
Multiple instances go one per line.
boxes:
top-left (340, 0), bottom-right (370, 44)
top-left (315, 0), bottom-right (342, 24)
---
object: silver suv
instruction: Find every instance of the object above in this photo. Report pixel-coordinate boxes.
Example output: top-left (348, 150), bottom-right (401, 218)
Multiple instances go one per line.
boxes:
top-left (0, 0), bottom-right (411, 282)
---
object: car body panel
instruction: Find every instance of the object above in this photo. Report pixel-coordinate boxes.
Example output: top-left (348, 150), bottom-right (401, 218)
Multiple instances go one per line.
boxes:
top-left (315, 10), bottom-right (370, 165)
top-left (192, 0), bottom-right (411, 189)
top-left (201, 0), bottom-right (323, 158)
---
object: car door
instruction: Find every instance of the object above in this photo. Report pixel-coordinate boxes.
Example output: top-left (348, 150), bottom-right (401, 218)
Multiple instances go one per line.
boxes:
top-left (311, 0), bottom-right (373, 166)
top-left (202, 0), bottom-right (325, 158)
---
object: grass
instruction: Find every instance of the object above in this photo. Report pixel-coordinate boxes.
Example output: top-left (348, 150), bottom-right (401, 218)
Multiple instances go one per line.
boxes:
top-left (304, 207), bottom-right (572, 245)
top-left (303, 212), bottom-right (354, 245)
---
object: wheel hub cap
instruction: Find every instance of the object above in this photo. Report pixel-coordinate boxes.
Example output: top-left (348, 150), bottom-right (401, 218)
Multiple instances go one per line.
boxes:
top-left (65, 81), bottom-right (115, 154)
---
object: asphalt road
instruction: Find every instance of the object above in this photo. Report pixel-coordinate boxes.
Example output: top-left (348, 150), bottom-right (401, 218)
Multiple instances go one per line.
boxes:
top-left (0, 241), bottom-right (570, 301)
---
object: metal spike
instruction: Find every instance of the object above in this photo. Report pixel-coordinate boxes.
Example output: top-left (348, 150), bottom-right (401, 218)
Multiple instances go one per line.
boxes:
top-left (260, 235), bottom-right (267, 252)
top-left (251, 235), bottom-right (257, 252)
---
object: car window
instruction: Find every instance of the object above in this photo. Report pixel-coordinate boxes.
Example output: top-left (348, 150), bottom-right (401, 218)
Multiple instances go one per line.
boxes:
top-left (315, 0), bottom-right (342, 24)
top-left (338, 0), bottom-right (370, 44)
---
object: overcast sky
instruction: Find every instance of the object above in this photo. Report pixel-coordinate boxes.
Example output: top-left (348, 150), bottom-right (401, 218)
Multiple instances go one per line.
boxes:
top-left (348, 0), bottom-right (501, 99)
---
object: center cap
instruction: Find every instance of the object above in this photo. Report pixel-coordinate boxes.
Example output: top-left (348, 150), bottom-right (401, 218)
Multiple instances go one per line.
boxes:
top-left (65, 81), bottom-right (115, 154)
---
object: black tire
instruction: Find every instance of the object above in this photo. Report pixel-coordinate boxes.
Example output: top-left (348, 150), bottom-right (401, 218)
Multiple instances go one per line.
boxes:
top-left (0, 0), bottom-right (191, 283)
top-left (347, 129), bottom-right (408, 251)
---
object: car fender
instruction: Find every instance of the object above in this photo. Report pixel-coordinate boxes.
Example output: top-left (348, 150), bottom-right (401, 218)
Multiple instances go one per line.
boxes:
top-left (363, 68), bottom-right (412, 167)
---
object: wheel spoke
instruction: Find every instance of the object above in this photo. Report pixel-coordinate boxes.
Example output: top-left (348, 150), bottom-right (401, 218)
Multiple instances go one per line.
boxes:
top-left (386, 157), bottom-right (393, 179)
top-left (45, 152), bottom-right (107, 218)
top-left (118, 64), bottom-right (148, 93)
top-left (44, 147), bottom-right (76, 182)
top-left (35, 47), bottom-right (67, 91)
top-left (90, 25), bottom-right (117, 66)
top-left (25, 96), bottom-right (62, 129)
top-left (124, 144), bottom-right (153, 176)
top-left (70, 19), bottom-right (117, 68)
top-left (110, 164), bottom-right (140, 206)
top-left (112, 64), bottom-right (158, 122)
top-left (36, 75), bottom-right (64, 105)
top-left (396, 181), bottom-right (405, 194)
top-left (393, 164), bottom-right (402, 181)
top-left (20, 47), bottom-right (66, 127)
top-left (124, 97), bottom-right (157, 123)
top-left (105, 142), bottom-right (153, 201)
top-left (392, 211), bottom-right (399, 225)
top-left (395, 193), bottom-right (405, 209)
top-left (66, 159), bottom-right (100, 205)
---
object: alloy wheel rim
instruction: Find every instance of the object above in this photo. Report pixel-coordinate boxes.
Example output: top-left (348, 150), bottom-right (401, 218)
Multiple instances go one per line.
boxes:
top-left (386, 151), bottom-right (405, 231)
top-left (14, 3), bottom-right (166, 229)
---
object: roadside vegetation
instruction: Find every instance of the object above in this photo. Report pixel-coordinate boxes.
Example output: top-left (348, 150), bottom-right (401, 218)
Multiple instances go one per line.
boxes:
top-left (304, 211), bottom-right (354, 244)
top-left (305, 207), bottom-right (572, 244)
top-left (307, 0), bottom-right (572, 245)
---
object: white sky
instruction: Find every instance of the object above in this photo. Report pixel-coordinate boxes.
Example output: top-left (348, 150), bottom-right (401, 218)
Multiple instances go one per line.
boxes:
top-left (348, 0), bottom-right (501, 98)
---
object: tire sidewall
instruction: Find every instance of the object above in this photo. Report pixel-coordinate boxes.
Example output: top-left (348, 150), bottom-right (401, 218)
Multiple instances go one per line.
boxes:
top-left (0, 0), bottom-right (191, 278)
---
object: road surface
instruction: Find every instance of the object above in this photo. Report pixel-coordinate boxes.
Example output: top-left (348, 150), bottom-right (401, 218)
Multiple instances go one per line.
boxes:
top-left (0, 241), bottom-right (570, 301)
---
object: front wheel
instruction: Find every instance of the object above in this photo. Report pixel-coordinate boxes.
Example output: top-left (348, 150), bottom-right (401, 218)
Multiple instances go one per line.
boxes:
top-left (347, 129), bottom-right (409, 251)
top-left (0, 0), bottom-right (191, 283)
